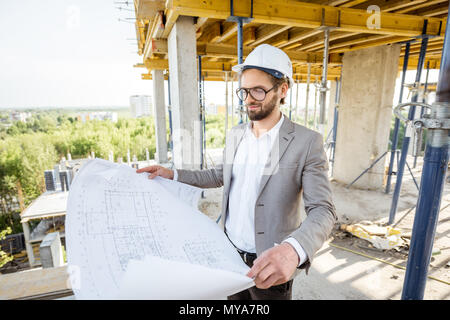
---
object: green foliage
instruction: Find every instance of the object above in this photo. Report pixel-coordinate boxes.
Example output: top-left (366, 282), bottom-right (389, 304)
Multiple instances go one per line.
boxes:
top-left (62, 245), bottom-right (67, 263)
top-left (204, 115), bottom-right (226, 149)
top-left (0, 110), bottom-right (229, 233)
top-left (0, 212), bottom-right (22, 234)
top-left (0, 227), bottom-right (13, 268)
top-left (0, 131), bottom-right (58, 205)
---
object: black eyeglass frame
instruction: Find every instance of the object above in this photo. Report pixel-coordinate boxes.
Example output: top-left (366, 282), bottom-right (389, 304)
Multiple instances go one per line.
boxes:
top-left (235, 84), bottom-right (279, 102)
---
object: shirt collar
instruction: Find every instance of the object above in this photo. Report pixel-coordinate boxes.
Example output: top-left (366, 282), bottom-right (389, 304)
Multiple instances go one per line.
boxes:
top-left (246, 112), bottom-right (285, 140)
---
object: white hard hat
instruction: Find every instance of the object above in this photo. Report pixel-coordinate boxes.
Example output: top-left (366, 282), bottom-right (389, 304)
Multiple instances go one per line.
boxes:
top-left (232, 44), bottom-right (294, 87)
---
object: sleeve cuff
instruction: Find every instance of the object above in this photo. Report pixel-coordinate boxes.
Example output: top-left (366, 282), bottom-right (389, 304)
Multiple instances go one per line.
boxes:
top-left (282, 237), bottom-right (308, 267)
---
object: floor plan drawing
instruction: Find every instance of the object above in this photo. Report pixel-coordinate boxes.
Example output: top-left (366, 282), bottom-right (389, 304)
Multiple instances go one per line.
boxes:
top-left (66, 159), bottom-right (254, 299)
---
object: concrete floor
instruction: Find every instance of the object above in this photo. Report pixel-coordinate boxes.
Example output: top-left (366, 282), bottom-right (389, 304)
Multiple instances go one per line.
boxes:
top-left (198, 150), bottom-right (450, 300)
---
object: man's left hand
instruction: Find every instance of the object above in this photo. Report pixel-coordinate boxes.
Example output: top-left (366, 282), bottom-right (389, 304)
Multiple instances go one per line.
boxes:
top-left (246, 242), bottom-right (299, 289)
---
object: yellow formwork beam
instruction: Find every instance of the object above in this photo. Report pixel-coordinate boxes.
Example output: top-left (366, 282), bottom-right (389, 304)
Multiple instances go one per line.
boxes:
top-left (134, 0), bottom-right (165, 20)
top-left (141, 61), bottom-right (342, 80)
top-left (142, 72), bottom-right (340, 82)
top-left (141, 73), bottom-right (169, 80)
top-left (399, 56), bottom-right (442, 70)
top-left (162, 0), bottom-right (445, 38)
top-left (142, 41), bottom-right (342, 70)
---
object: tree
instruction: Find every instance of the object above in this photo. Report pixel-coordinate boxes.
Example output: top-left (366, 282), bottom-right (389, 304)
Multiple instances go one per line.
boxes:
top-left (0, 227), bottom-right (13, 268)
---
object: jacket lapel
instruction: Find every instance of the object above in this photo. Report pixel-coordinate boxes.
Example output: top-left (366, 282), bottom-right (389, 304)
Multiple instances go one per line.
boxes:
top-left (256, 115), bottom-right (296, 199)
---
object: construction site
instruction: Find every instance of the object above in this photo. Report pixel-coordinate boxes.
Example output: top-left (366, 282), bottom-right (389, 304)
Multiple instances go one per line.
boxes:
top-left (0, 0), bottom-right (449, 301)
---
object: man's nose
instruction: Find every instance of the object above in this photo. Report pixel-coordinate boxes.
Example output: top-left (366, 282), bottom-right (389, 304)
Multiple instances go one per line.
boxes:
top-left (245, 92), bottom-right (256, 105)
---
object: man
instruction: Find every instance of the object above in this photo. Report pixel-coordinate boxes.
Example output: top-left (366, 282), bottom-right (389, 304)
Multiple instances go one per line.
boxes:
top-left (137, 44), bottom-right (337, 300)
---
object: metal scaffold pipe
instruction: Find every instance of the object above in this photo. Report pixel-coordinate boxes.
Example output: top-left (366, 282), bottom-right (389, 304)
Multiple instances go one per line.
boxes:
top-left (318, 28), bottom-right (330, 136)
top-left (330, 75), bottom-right (341, 175)
top-left (202, 75), bottom-right (206, 167)
top-left (167, 74), bottom-right (174, 162)
top-left (225, 72), bottom-right (229, 132)
top-left (198, 55), bottom-right (205, 170)
top-left (388, 20), bottom-right (430, 225)
top-left (314, 75), bottom-right (318, 129)
top-left (231, 77), bottom-right (234, 127)
top-left (413, 61), bottom-right (430, 169)
top-left (385, 42), bottom-right (411, 194)
top-left (401, 6), bottom-right (450, 299)
top-left (305, 63), bottom-right (311, 127)
top-left (295, 77), bottom-right (299, 119)
top-left (237, 18), bottom-right (244, 124)
top-left (226, 0), bottom-right (253, 124)
top-left (289, 82), bottom-right (293, 120)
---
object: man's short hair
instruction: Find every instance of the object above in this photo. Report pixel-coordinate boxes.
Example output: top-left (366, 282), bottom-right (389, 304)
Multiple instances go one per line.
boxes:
top-left (267, 73), bottom-right (290, 105)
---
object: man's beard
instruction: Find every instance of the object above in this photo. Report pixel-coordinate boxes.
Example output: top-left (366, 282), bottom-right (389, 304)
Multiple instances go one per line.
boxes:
top-left (246, 93), bottom-right (278, 121)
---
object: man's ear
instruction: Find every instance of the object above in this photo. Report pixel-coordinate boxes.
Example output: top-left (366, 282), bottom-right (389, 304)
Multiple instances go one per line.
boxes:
top-left (279, 82), bottom-right (289, 99)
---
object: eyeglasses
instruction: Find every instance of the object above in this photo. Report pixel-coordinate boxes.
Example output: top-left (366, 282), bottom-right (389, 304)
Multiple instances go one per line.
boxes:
top-left (235, 85), bottom-right (278, 102)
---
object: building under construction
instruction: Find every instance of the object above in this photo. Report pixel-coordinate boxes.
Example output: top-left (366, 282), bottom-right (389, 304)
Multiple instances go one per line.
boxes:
top-left (1, 0), bottom-right (449, 301)
top-left (130, 0), bottom-right (450, 300)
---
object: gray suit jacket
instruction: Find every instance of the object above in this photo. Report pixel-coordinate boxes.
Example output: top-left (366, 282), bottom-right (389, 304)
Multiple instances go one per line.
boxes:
top-left (176, 114), bottom-right (337, 274)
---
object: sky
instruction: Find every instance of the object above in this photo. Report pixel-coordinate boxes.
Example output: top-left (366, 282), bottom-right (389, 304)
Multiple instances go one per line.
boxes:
top-left (0, 0), bottom-right (154, 108)
top-left (0, 1), bottom-right (442, 110)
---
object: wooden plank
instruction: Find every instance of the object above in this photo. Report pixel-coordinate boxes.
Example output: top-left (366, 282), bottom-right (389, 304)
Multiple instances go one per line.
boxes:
top-left (396, 0), bottom-right (448, 14)
top-left (135, 0), bottom-right (165, 19)
top-left (251, 25), bottom-right (292, 47)
top-left (166, 0), bottom-right (445, 37)
top-left (0, 265), bottom-right (72, 300)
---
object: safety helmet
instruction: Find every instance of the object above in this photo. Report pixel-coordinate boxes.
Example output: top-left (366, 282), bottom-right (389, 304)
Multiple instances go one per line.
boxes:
top-left (232, 44), bottom-right (294, 87)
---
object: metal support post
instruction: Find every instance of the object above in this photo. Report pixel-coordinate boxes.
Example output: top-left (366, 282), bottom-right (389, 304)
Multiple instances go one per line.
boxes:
top-left (402, 9), bottom-right (450, 298)
top-left (295, 77), bottom-right (299, 119)
top-left (225, 71), bottom-right (229, 132)
top-left (386, 42), bottom-right (411, 194)
top-left (198, 55), bottom-right (204, 169)
top-left (231, 76), bottom-right (234, 127)
top-left (405, 160), bottom-right (420, 191)
top-left (202, 75), bottom-right (206, 167)
top-left (289, 83), bottom-right (293, 120)
top-left (330, 76), bottom-right (341, 176)
top-left (346, 151), bottom-right (389, 189)
top-left (313, 75), bottom-right (318, 129)
top-left (413, 61), bottom-right (430, 168)
top-left (226, 0), bottom-right (253, 124)
top-left (388, 21), bottom-right (429, 225)
top-left (237, 18), bottom-right (244, 123)
top-left (318, 28), bottom-right (330, 136)
top-left (305, 63), bottom-right (311, 127)
top-left (167, 74), bottom-right (174, 161)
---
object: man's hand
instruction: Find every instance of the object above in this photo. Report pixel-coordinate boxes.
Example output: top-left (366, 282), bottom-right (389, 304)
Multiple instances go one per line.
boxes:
top-left (247, 242), bottom-right (299, 289)
top-left (136, 165), bottom-right (174, 180)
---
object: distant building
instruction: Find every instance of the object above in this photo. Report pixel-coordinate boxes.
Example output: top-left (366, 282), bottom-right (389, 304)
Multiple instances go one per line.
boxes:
top-left (206, 103), bottom-right (226, 115)
top-left (130, 95), bottom-right (153, 118)
top-left (217, 105), bottom-right (226, 115)
top-left (206, 103), bottom-right (218, 115)
top-left (10, 111), bottom-right (31, 122)
top-left (77, 112), bottom-right (118, 123)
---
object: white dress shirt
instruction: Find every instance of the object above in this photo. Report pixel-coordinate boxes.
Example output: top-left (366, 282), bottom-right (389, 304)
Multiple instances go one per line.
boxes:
top-left (174, 113), bottom-right (307, 266)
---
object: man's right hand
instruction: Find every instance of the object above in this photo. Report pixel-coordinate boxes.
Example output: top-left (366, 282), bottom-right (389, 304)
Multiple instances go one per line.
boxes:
top-left (136, 165), bottom-right (174, 180)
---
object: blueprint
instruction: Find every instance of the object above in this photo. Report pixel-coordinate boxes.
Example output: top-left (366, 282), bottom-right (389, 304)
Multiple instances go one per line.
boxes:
top-left (66, 159), bottom-right (254, 299)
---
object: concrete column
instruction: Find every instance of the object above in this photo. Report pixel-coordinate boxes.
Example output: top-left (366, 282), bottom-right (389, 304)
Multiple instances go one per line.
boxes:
top-left (167, 16), bottom-right (201, 169)
top-left (22, 221), bottom-right (35, 267)
top-left (333, 44), bottom-right (401, 189)
top-left (151, 69), bottom-right (168, 163)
